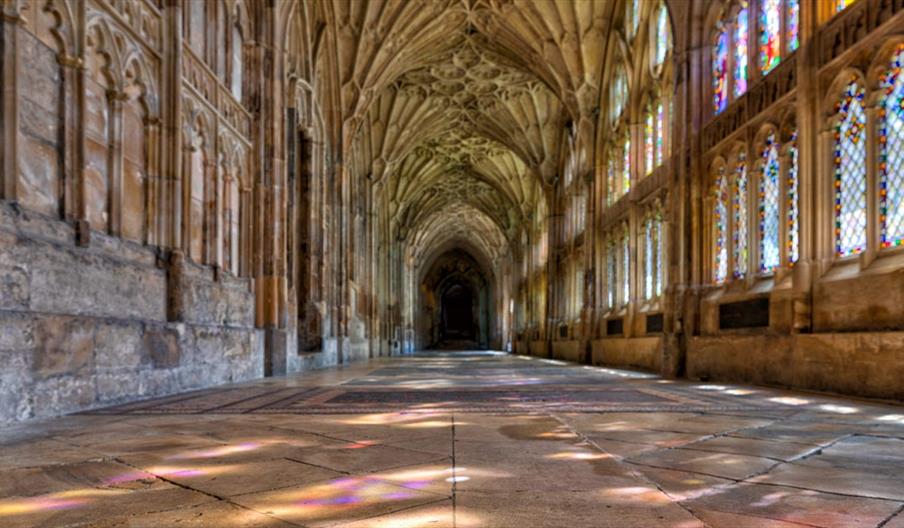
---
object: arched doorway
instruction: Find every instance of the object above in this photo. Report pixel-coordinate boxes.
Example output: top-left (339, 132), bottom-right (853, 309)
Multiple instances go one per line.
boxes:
top-left (418, 249), bottom-right (494, 350)
top-left (441, 282), bottom-right (476, 343)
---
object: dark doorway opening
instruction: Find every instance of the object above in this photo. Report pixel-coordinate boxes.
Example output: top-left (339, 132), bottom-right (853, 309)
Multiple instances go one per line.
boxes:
top-left (441, 283), bottom-right (476, 342)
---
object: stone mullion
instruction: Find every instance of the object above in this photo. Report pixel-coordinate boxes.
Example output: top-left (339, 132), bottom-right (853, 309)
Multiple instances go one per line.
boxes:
top-left (165, 0), bottom-right (183, 250)
top-left (108, 90), bottom-right (126, 237)
top-left (180, 144), bottom-right (193, 256)
top-left (145, 119), bottom-right (161, 247)
top-left (213, 155), bottom-right (224, 270)
top-left (59, 55), bottom-right (83, 222)
top-left (203, 155), bottom-right (216, 265)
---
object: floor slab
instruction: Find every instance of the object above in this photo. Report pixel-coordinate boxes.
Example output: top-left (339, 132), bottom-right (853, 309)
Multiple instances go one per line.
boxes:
top-left (0, 351), bottom-right (901, 527)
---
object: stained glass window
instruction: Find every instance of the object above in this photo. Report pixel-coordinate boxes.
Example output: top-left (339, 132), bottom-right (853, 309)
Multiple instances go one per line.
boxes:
top-left (607, 240), bottom-right (617, 308)
top-left (733, 3), bottom-right (749, 97)
top-left (607, 148), bottom-right (618, 206)
top-left (653, 3), bottom-right (670, 68)
top-left (611, 65), bottom-right (627, 125)
top-left (834, 0), bottom-right (857, 13)
top-left (643, 212), bottom-right (663, 300)
top-left (733, 152), bottom-right (748, 278)
top-left (622, 229), bottom-right (630, 306)
top-left (645, 109), bottom-right (655, 176)
top-left (656, 101), bottom-right (665, 166)
top-left (759, 133), bottom-right (780, 272)
top-left (655, 219), bottom-right (663, 296)
top-left (713, 25), bottom-right (728, 113)
top-left (759, 0), bottom-right (781, 74)
top-left (627, 0), bottom-right (640, 40)
top-left (644, 217), bottom-right (654, 299)
top-left (788, 131), bottom-right (799, 264)
top-left (622, 137), bottom-right (631, 196)
top-left (714, 165), bottom-right (729, 283)
top-left (787, 0), bottom-right (799, 52)
top-left (834, 79), bottom-right (867, 257)
top-left (880, 45), bottom-right (904, 249)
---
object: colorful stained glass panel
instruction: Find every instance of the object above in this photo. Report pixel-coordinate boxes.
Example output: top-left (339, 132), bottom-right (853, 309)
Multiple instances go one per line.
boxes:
top-left (733, 5), bottom-right (749, 97)
top-left (622, 231), bottom-right (630, 305)
top-left (645, 111), bottom-right (655, 176)
top-left (760, 134), bottom-right (780, 272)
top-left (880, 45), bottom-right (904, 248)
top-left (714, 166), bottom-right (729, 283)
top-left (788, 132), bottom-right (799, 264)
top-left (656, 101), bottom-right (665, 166)
top-left (759, 0), bottom-right (781, 74)
top-left (653, 3), bottom-right (670, 67)
top-left (834, 79), bottom-right (867, 257)
top-left (733, 152), bottom-right (748, 278)
top-left (713, 28), bottom-right (728, 113)
top-left (787, 0), bottom-right (799, 52)
top-left (622, 137), bottom-right (631, 195)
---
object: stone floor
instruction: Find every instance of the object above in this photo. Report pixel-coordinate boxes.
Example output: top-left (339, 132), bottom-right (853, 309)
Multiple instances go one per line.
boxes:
top-left (1, 351), bottom-right (903, 528)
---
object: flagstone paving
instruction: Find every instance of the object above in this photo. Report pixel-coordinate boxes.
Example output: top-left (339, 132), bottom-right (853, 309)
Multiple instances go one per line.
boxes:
top-left (1, 351), bottom-right (902, 527)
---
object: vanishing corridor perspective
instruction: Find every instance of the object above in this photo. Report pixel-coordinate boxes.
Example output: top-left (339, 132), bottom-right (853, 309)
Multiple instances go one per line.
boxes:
top-left (0, 0), bottom-right (903, 526)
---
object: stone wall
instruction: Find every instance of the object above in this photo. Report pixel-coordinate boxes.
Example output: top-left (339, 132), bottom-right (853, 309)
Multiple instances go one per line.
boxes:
top-left (0, 203), bottom-right (263, 424)
top-left (687, 333), bottom-right (904, 400)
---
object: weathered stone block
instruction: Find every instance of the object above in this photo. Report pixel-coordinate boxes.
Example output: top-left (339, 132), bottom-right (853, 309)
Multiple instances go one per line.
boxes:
top-left (32, 317), bottom-right (94, 380)
top-left (31, 376), bottom-right (96, 418)
top-left (0, 264), bottom-right (30, 309)
top-left (94, 322), bottom-right (143, 370)
top-left (0, 313), bottom-right (34, 350)
top-left (143, 326), bottom-right (181, 369)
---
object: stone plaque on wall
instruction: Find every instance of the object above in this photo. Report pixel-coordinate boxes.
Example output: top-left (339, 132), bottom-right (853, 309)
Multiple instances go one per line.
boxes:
top-left (719, 298), bottom-right (770, 330)
top-left (606, 318), bottom-right (624, 336)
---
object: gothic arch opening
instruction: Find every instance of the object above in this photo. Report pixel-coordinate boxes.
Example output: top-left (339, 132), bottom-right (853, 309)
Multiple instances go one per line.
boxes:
top-left (419, 249), bottom-right (493, 350)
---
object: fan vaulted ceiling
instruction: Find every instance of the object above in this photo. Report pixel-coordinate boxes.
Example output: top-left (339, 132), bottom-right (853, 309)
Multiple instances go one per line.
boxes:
top-left (319, 0), bottom-right (612, 268)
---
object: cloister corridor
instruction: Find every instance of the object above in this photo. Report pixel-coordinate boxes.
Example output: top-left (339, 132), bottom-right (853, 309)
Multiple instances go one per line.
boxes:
top-left (1, 351), bottom-right (902, 528)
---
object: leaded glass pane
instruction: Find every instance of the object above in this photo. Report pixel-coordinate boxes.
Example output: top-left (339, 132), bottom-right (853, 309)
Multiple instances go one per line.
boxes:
top-left (713, 27), bottom-right (728, 113)
top-left (788, 132), bottom-right (799, 264)
top-left (644, 218), bottom-right (654, 300)
top-left (787, 0), bottom-right (799, 52)
top-left (653, 3), bottom-right (670, 67)
top-left (656, 101), bottom-right (665, 166)
top-left (645, 111), bottom-right (655, 176)
top-left (733, 152), bottom-right (748, 278)
top-left (655, 218), bottom-right (663, 296)
top-left (759, 0), bottom-right (781, 74)
top-left (834, 0), bottom-right (857, 13)
top-left (733, 4), bottom-right (749, 97)
top-left (880, 44), bottom-right (904, 248)
top-left (760, 133), bottom-right (780, 272)
top-left (627, 0), bottom-right (640, 40)
top-left (611, 66), bottom-right (627, 124)
top-left (834, 79), bottom-right (867, 257)
top-left (607, 241), bottom-right (617, 308)
top-left (622, 231), bottom-right (630, 306)
top-left (622, 137), bottom-right (631, 196)
top-left (607, 149), bottom-right (618, 206)
top-left (714, 166), bottom-right (729, 283)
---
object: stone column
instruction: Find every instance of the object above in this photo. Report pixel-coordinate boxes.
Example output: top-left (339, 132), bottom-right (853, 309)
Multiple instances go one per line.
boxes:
top-left (793, 0), bottom-right (819, 333)
top-left (0, 6), bottom-right (20, 200)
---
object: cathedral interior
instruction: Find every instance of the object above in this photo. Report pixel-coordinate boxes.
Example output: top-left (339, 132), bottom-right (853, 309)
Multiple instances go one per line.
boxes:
top-left (1, 0), bottom-right (903, 526)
